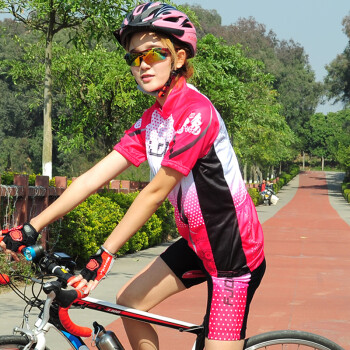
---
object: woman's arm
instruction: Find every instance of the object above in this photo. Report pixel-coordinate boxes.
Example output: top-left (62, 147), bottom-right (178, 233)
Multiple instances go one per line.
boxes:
top-left (72, 165), bottom-right (183, 292)
top-left (30, 150), bottom-right (131, 232)
top-left (103, 165), bottom-right (183, 253)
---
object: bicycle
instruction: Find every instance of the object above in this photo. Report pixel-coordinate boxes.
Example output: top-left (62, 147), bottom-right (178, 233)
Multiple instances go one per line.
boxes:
top-left (0, 245), bottom-right (345, 350)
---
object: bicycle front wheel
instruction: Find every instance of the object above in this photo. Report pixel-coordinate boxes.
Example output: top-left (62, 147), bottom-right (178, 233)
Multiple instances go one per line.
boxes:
top-left (0, 335), bottom-right (50, 350)
top-left (244, 330), bottom-right (344, 350)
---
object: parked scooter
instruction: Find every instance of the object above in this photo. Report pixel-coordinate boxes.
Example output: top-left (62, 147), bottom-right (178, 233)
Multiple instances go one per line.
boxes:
top-left (260, 182), bottom-right (279, 206)
top-left (261, 187), bottom-right (274, 205)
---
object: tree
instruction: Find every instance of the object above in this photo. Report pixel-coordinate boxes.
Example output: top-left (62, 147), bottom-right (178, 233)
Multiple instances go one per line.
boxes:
top-left (187, 7), bottom-right (321, 146)
top-left (307, 110), bottom-right (350, 171)
top-left (191, 35), bottom-right (296, 180)
top-left (0, 0), bottom-right (136, 178)
top-left (324, 13), bottom-right (350, 106)
top-left (308, 113), bottom-right (334, 170)
top-left (53, 43), bottom-right (153, 155)
top-left (325, 111), bottom-right (350, 170)
top-left (0, 20), bottom-right (43, 173)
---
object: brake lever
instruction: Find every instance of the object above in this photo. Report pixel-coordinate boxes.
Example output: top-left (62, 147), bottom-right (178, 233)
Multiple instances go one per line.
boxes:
top-left (37, 290), bottom-right (56, 332)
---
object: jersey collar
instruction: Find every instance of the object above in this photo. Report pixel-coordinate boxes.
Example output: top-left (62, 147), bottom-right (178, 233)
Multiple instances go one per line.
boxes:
top-left (155, 77), bottom-right (187, 119)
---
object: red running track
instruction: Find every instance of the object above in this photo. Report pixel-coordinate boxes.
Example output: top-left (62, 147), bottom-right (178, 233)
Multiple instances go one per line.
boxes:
top-left (101, 171), bottom-right (350, 349)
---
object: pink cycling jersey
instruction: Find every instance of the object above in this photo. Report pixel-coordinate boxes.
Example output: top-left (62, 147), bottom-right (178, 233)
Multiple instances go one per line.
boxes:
top-left (114, 77), bottom-right (264, 278)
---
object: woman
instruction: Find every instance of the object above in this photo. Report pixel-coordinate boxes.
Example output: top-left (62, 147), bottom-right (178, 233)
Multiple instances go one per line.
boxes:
top-left (1, 3), bottom-right (265, 349)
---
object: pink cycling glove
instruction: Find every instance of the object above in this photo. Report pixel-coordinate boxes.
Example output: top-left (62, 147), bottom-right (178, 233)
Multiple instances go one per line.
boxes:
top-left (80, 246), bottom-right (115, 282)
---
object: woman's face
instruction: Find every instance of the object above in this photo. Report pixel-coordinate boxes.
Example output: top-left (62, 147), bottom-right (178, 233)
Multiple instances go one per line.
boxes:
top-left (128, 32), bottom-right (173, 95)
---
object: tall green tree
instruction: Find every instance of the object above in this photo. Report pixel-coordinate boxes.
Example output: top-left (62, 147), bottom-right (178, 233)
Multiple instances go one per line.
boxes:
top-left (53, 43), bottom-right (152, 155)
top-left (308, 113), bottom-right (334, 170)
top-left (191, 35), bottom-right (296, 180)
top-left (188, 7), bottom-right (321, 146)
top-left (0, 0), bottom-right (136, 178)
top-left (307, 111), bottom-right (350, 170)
top-left (324, 12), bottom-right (350, 106)
top-left (0, 20), bottom-right (43, 173)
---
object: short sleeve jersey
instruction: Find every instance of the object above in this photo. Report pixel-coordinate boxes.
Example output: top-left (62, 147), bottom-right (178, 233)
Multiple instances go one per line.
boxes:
top-left (114, 77), bottom-right (264, 278)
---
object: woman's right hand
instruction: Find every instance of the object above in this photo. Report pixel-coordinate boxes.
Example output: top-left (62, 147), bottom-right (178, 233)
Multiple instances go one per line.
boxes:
top-left (68, 245), bottom-right (116, 294)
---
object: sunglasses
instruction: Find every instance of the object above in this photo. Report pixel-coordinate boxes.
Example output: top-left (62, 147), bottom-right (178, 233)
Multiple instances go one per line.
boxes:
top-left (124, 47), bottom-right (171, 67)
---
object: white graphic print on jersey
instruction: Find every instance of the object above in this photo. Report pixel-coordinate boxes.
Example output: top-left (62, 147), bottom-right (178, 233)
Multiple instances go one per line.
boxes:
top-left (146, 109), bottom-right (175, 176)
top-left (177, 112), bottom-right (202, 135)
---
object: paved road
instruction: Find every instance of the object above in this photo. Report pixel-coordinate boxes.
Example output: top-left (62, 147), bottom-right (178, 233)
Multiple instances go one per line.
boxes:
top-left (0, 171), bottom-right (349, 349)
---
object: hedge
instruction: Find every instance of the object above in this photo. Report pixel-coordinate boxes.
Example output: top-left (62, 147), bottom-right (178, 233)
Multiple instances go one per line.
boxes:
top-left (273, 164), bottom-right (299, 193)
top-left (49, 192), bottom-right (176, 266)
top-left (2, 165), bottom-right (300, 268)
top-left (248, 188), bottom-right (261, 206)
top-left (341, 172), bottom-right (350, 203)
top-left (49, 165), bottom-right (301, 265)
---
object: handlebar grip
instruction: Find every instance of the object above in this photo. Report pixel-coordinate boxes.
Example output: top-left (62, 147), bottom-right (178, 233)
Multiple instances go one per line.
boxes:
top-left (46, 263), bottom-right (74, 283)
top-left (0, 229), bottom-right (8, 243)
top-left (58, 288), bottom-right (92, 337)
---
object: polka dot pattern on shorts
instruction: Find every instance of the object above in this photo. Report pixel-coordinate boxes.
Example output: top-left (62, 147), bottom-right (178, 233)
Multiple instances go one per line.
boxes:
top-left (208, 274), bottom-right (250, 341)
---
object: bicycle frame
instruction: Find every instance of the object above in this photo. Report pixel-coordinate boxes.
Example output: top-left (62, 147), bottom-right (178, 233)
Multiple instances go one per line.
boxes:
top-left (1, 244), bottom-right (344, 350)
top-left (74, 296), bottom-right (203, 334)
top-left (13, 293), bottom-right (204, 350)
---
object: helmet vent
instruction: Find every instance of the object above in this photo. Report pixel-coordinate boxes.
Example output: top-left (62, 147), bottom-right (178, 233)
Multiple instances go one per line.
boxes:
top-left (163, 17), bottom-right (179, 23)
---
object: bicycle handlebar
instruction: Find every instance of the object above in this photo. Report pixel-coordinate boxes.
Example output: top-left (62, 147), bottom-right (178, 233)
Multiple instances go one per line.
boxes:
top-left (0, 239), bottom-right (93, 337)
top-left (4, 242), bottom-right (93, 338)
top-left (40, 256), bottom-right (93, 337)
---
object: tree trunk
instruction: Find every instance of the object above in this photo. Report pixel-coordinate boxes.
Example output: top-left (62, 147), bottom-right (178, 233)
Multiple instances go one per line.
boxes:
top-left (256, 164), bottom-right (262, 183)
top-left (302, 151), bottom-right (305, 170)
top-left (243, 163), bottom-right (247, 183)
top-left (321, 156), bottom-right (324, 171)
top-left (42, 11), bottom-right (54, 178)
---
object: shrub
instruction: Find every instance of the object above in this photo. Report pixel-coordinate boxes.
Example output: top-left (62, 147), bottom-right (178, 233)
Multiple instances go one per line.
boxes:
top-left (0, 253), bottom-right (34, 292)
top-left (279, 172), bottom-right (292, 184)
top-left (0, 172), bottom-right (15, 185)
top-left (50, 194), bottom-right (124, 265)
top-left (153, 198), bottom-right (177, 239)
top-left (342, 182), bottom-right (350, 192)
top-left (289, 164), bottom-right (300, 178)
top-left (50, 191), bottom-right (178, 266)
top-left (344, 189), bottom-right (350, 203)
top-left (101, 191), bottom-right (177, 240)
top-left (275, 177), bottom-right (285, 192)
top-left (101, 192), bottom-right (138, 214)
top-left (248, 188), bottom-right (261, 206)
top-left (0, 172), bottom-right (40, 186)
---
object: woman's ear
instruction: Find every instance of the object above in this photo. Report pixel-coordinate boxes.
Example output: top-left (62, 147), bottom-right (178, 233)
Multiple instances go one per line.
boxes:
top-left (176, 49), bottom-right (187, 69)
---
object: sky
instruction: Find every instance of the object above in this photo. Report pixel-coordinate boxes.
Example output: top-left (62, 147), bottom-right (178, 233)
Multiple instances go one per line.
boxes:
top-left (174, 0), bottom-right (350, 113)
top-left (1, 1), bottom-right (349, 113)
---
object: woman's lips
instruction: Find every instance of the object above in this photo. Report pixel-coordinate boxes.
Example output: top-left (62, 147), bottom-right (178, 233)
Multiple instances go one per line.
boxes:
top-left (141, 74), bottom-right (153, 83)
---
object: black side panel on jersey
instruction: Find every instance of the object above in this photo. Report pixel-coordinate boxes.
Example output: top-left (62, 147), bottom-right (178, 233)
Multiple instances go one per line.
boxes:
top-left (192, 146), bottom-right (248, 276)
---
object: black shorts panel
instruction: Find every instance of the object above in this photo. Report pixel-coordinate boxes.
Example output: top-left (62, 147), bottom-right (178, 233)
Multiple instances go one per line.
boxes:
top-left (160, 238), bottom-right (208, 288)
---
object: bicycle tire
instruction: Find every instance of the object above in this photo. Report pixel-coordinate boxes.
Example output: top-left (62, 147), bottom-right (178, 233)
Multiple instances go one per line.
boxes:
top-left (244, 330), bottom-right (344, 350)
top-left (0, 335), bottom-right (50, 350)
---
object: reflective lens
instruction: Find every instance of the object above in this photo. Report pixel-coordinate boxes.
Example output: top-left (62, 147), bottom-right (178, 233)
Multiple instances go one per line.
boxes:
top-left (124, 48), bottom-right (170, 67)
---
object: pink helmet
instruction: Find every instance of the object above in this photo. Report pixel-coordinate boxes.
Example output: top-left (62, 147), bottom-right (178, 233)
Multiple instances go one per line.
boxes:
top-left (114, 2), bottom-right (197, 58)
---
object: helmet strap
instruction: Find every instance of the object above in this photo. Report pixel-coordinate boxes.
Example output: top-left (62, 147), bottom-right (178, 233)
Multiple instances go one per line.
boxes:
top-left (157, 69), bottom-right (180, 98)
top-left (136, 69), bottom-right (180, 98)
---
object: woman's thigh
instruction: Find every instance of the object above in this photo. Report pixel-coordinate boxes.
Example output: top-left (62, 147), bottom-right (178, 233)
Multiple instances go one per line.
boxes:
top-left (116, 256), bottom-right (186, 311)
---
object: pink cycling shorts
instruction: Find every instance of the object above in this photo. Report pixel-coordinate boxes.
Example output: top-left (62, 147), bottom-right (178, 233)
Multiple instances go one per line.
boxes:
top-left (160, 238), bottom-right (266, 340)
